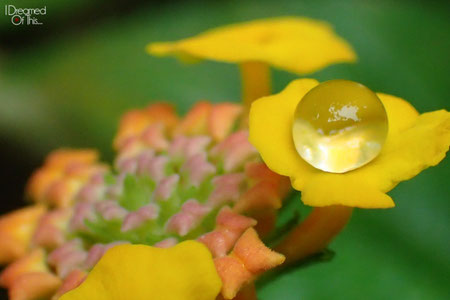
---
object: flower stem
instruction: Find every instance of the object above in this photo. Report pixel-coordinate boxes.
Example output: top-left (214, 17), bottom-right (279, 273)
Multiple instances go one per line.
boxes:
top-left (275, 206), bottom-right (353, 264)
top-left (216, 283), bottom-right (256, 300)
top-left (240, 61), bottom-right (271, 109)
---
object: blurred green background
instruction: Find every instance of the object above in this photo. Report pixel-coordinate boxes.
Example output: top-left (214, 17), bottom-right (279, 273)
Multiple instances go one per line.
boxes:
top-left (0, 0), bottom-right (449, 299)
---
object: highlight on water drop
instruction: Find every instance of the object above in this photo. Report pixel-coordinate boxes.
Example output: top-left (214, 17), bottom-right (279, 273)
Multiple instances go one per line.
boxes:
top-left (292, 79), bottom-right (388, 173)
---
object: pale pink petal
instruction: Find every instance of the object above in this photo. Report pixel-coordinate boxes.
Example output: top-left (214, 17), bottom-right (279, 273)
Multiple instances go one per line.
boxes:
top-left (198, 231), bottom-right (228, 257)
top-left (95, 200), bottom-right (128, 221)
top-left (184, 136), bottom-right (211, 158)
top-left (48, 239), bottom-right (87, 278)
top-left (83, 244), bottom-right (105, 269)
top-left (154, 238), bottom-right (178, 248)
top-left (136, 150), bottom-right (155, 175)
top-left (211, 131), bottom-right (258, 171)
top-left (181, 199), bottom-right (211, 217)
top-left (181, 153), bottom-right (216, 187)
top-left (33, 208), bottom-right (71, 249)
top-left (216, 206), bottom-right (257, 232)
top-left (116, 157), bottom-right (138, 174)
top-left (146, 156), bottom-right (169, 182)
top-left (121, 204), bottom-right (159, 232)
top-left (154, 174), bottom-right (179, 201)
top-left (141, 123), bottom-right (169, 151)
top-left (69, 202), bottom-right (96, 232)
top-left (77, 182), bottom-right (104, 203)
top-left (169, 136), bottom-right (211, 159)
top-left (84, 241), bottom-right (130, 269)
top-left (168, 135), bottom-right (188, 158)
top-left (208, 173), bottom-right (245, 206)
top-left (165, 213), bottom-right (196, 236)
top-left (138, 203), bottom-right (159, 219)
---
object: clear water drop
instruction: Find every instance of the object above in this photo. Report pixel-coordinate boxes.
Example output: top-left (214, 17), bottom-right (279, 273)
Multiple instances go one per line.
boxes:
top-left (292, 80), bottom-right (388, 173)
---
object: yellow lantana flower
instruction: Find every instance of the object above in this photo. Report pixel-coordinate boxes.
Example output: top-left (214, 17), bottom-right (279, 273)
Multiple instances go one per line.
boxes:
top-left (60, 241), bottom-right (221, 300)
top-left (148, 17), bottom-right (356, 106)
top-left (149, 17), bottom-right (356, 74)
top-left (249, 78), bottom-right (450, 208)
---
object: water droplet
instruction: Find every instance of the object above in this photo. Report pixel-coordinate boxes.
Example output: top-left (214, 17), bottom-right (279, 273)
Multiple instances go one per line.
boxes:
top-left (292, 80), bottom-right (388, 173)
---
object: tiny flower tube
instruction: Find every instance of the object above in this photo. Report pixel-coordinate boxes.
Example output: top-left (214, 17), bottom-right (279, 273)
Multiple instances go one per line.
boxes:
top-left (214, 228), bottom-right (285, 299)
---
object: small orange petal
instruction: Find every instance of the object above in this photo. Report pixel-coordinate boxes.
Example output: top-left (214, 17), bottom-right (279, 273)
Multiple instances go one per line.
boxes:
top-left (140, 123), bottom-right (170, 151)
top-left (114, 103), bottom-right (178, 149)
top-left (9, 272), bottom-right (61, 300)
top-left (214, 228), bottom-right (284, 299)
top-left (45, 149), bottom-right (98, 169)
top-left (214, 256), bottom-right (252, 299)
top-left (233, 228), bottom-right (285, 274)
top-left (26, 149), bottom-right (104, 205)
top-left (145, 103), bottom-right (179, 130)
top-left (52, 269), bottom-right (86, 300)
top-left (114, 110), bottom-right (154, 149)
top-left (175, 101), bottom-right (212, 136)
top-left (45, 179), bottom-right (83, 208)
top-left (244, 162), bottom-right (291, 196)
top-left (233, 181), bottom-right (281, 213)
top-left (209, 103), bottom-right (242, 141)
top-left (0, 205), bottom-right (46, 264)
top-left (27, 169), bottom-right (62, 203)
top-left (199, 207), bottom-right (256, 258)
top-left (211, 131), bottom-right (258, 172)
top-left (33, 209), bottom-right (71, 250)
top-left (0, 249), bottom-right (48, 288)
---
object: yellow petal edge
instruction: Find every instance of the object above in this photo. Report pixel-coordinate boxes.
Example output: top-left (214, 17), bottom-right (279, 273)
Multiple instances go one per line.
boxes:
top-left (147, 17), bottom-right (356, 74)
top-left (249, 79), bottom-right (450, 208)
top-left (60, 241), bottom-right (221, 300)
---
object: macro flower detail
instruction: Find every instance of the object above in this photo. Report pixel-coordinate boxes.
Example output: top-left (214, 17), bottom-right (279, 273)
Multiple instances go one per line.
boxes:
top-left (2, 10), bottom-right (447, 300)
top-left (0, 205), bottom-right (47, 264)
top-left (26, 149), bottom-right (108, 208)
top-left (249, 78), bottom-right (450, 208)
top-left (148, 17), bottom-right (356, 75)
top-left (0, 101), bottom-right (289, 300)
top-left (59, 241), bottom-right (221, 300)
top-left (291, 79), bottom-right (389, 173)
top-left (148, 17), bottom-right (356, 106)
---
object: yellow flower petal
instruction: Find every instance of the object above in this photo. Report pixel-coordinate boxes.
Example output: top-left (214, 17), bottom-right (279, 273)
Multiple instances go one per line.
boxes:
top-left (60, 241), bottom-right (221, 300)
top-left (249, 79), bottom-right (320, 187)
top-left (249, 79), bottom-right (450, 208)
top-left (148, 17), bottom-right (356, 74)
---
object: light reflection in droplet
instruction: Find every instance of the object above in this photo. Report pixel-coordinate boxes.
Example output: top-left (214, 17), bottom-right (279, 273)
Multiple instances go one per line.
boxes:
top-left (292, 80), bottom-right (388, 173)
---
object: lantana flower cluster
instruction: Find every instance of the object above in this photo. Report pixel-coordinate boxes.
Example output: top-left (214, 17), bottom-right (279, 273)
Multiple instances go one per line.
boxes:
top-left (0, 16), bottom-right (448, 300)
top-left (0, 102), bottom-right (290, 300)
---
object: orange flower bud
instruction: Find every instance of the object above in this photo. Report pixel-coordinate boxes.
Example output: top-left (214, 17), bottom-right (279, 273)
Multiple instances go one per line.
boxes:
top-left (0, 205), bottom-right (46, 264)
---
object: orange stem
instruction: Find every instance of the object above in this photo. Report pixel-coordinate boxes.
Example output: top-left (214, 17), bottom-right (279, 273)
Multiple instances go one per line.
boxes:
top-left (216, 283), bottom-right (256, 300)
top-left (275, 206), bottom-right (353, 264)
top-left (240, 61), bottom-right (271, 109)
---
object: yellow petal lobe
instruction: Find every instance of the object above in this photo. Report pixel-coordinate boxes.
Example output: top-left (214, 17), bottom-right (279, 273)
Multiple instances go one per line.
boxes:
top-left (60, 241), bottom-right (221, 300)
top-left (249, 79), bottom-right (319, 187)
top-left (249, 79), bottom-right (450, 208)
top-left (148, 17), bottom-right (356, 74)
